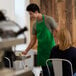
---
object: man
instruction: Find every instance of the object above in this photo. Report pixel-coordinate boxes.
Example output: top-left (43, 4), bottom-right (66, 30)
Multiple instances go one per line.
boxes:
top-left (22, 3), bottom-right (58, 76)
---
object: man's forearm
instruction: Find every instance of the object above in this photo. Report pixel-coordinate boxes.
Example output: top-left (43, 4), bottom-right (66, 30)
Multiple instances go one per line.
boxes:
top-left (25, 40), bottom-right (36, 53)
top-left (25, 35), bottom-right (37, 53)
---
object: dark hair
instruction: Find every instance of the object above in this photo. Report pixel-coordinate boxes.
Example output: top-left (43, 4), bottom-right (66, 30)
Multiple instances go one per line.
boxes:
top-left (0, 11), bottom-right (6, 21)
top-left (26, 3), bottom-right (40, 13)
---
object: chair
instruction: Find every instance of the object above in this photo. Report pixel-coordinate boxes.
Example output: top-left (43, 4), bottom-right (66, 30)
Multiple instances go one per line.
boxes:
top-left (4, 57), bottom-right (12, 69)
top-left (46, 59), bottom-right (73, 76)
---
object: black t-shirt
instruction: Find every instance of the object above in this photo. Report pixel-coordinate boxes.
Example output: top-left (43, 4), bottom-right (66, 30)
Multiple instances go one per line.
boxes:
top-left (50, 46), bottom-right (76, 76)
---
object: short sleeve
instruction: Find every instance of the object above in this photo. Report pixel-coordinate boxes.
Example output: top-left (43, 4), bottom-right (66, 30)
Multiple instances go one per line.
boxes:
top-left (32, 22), bottom-right (37, 35)
top-left (46, 16), bottom-right (57, 30)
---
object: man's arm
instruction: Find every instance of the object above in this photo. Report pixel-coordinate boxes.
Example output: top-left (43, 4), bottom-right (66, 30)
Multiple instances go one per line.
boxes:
top-left (45, 16), bottom-right (58, 31)
top-left (48, 16), bottom-right (59, 44)
top-left (22, 34), bottom-right (37, 55)
top-left (45, 15), bottom-right (58, 34)
top-left (53, 27), bottom-right (59, 44)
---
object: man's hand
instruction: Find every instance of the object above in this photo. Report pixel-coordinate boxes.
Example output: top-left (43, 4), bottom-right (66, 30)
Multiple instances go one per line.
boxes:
top-left (22, 51), bottom-right (28, 55)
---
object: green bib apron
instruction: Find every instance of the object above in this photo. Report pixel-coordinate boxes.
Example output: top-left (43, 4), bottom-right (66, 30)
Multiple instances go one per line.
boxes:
top-left (36, 15), bottom-right (56, 66)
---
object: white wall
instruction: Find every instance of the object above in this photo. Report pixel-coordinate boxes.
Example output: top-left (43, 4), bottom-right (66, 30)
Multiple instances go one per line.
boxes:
top-left (15, 0), bottom-right (30, 28)
top-left (0, 0), bottom-right (34, 70)
top-left (0, 0), bottom-right (30, 50)
top-left (15, 0), bottom-right (30, 50)
top-left (0, 0), bottom-right (15, 20)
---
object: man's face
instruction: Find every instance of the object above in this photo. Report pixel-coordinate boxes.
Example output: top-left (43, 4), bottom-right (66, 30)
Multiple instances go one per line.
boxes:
top-left (29, 11), bottom-right (38, 19)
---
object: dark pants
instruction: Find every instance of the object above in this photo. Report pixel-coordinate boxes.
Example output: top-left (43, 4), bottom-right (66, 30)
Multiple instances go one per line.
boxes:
top-left (42, 66), bottom-right (54, 76)
top-left (42, 66), bottom-right (49, 76)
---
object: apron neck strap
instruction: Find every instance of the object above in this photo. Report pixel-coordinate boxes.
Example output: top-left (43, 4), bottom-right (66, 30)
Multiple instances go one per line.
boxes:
top-left (42, 14), bottom-right (45, 21)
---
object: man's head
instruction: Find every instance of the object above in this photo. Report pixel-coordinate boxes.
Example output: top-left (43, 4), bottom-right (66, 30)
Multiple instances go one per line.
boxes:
top-left (26, 3), bottom-right (40, 18)
top-left (26, 3), bottom-right (40, 13)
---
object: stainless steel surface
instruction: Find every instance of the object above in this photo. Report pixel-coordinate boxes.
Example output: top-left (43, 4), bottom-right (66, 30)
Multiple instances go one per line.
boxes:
top-left (0, 38), bottom-right (25, 49)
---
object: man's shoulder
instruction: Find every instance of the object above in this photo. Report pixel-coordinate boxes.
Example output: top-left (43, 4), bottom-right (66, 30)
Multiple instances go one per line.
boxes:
top-left (33, 21), bottom-right (36, 26)
top-left (44, 15), bottom-right (53, 20)
top-left (32, 21), bottom-right (36, 30)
